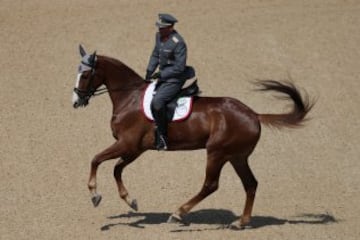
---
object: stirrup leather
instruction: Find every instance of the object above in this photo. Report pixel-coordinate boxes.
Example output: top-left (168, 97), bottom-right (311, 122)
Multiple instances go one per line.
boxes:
top-left (154, 129), bottom-right (168, 150)
top-left (157, 135), bottom-right (168, 151)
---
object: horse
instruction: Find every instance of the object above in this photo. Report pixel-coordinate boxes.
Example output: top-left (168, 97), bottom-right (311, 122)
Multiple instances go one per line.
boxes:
top-left (72, 45), bottom-right (314, 229)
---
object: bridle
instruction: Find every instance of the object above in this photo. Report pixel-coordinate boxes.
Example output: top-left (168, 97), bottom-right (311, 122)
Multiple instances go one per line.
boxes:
top-left (73, 60), bottom-right (109, 102)
top-left (73, 56), bottom-right (147, 105)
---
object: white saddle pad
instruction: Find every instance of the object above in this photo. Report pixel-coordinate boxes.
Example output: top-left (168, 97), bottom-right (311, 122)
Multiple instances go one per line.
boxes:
top-left (142, 81), bottom-right (193, 122)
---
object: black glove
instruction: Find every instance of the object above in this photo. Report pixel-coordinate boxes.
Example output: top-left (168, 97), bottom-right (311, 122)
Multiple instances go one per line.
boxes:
top-left (145, 71), bottom-right (152, 82)
top-left (151, 72), bottom-right (161, 79)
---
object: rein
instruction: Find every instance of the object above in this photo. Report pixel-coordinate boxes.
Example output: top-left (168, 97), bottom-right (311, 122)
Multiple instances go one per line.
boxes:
top-left (92, 87), bottom-right (109, 96)
top-left (75, 80), bottom-right (145, 99)
top-left (92, 81), bottom-right (146, 97)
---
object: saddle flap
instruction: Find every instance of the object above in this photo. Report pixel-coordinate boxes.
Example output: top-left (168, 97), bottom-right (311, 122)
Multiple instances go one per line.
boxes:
top-left (142, 81), bottom-right (194, 122)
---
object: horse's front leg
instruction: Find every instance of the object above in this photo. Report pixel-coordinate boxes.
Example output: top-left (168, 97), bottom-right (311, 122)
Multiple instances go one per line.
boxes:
top-left (113, 155), bottom-right (141, 211)
top-left (88, 141), bottom-right (126, 207)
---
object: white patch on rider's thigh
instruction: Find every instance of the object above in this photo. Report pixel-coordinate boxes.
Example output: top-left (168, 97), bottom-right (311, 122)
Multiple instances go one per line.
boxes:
top-left (72, 73), bottom-right (82, 104)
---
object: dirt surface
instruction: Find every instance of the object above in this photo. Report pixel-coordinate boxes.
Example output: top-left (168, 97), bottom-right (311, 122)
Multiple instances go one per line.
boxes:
top-left (1, 0), bottom-right (359, 239)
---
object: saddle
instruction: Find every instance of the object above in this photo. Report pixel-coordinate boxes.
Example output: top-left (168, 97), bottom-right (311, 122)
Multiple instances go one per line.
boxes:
top-left (142, 78), bottom-right (200, 122)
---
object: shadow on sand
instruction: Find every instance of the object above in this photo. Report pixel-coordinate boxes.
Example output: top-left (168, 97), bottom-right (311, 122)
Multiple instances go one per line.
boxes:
top-left (101, 209), bottom-right (338, 231)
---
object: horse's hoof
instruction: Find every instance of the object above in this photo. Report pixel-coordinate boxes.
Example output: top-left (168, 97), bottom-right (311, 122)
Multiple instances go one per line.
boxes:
top-left (229, 221), bottom-right (243, 230)
top-left (91, 194), bottom-right (102, 207)
top-left (229, 220), bottom-right (251, 230)
top-left (129, 199), bottom-right (138, 211)
top-left (167, 214), bottom-right (183, 224)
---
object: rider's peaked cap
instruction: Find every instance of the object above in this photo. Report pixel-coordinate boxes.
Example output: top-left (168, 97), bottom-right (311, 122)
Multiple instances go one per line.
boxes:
top-left (156, 13), bottom-right (178, 28)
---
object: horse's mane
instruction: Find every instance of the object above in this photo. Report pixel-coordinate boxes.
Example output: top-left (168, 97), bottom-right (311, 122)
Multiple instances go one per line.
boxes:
top-left (101, 55), bottom-right (125, 67)
top-left (97, 55), bottom-right (145, 92)
top-left (99, 55), bottom-right (143, 79)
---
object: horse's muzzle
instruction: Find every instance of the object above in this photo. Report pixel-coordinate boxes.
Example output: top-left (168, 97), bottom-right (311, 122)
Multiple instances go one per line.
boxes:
top-left (73, 102), bottom-right (80, 108)
top-left (73, 98), bottom-right (89, 109)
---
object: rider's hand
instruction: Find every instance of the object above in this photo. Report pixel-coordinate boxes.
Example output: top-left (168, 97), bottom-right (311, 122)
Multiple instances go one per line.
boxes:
top-left (151, 72), bottom-right (161, 79)
top-left (145, 71), bottom-right (152, 82)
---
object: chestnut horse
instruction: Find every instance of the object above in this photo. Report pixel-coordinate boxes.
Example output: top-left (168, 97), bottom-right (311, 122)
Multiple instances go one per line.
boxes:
top-left (72, 45), bottom-right (314, 229)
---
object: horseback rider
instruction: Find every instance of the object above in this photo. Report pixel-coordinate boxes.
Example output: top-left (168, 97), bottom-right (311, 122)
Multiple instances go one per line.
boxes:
top-left (145, 13), bottom-right (194, 150)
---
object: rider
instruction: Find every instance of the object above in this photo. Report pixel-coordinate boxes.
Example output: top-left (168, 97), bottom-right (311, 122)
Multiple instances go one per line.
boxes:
top-left (145, 13), bottom-right (192, 150)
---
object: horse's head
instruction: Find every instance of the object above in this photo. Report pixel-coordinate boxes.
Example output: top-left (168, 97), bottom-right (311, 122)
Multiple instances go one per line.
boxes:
top-left (72, 45), bottom-right (104, 108)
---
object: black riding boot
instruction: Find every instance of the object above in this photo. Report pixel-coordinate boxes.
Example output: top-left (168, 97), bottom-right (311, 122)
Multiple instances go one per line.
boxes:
top-left (153, 107), bottom-right (168, 150)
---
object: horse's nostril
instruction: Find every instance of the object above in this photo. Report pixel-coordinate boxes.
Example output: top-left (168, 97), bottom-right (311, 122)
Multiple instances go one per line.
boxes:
top-left (73, 102), bottom-right (79, 108)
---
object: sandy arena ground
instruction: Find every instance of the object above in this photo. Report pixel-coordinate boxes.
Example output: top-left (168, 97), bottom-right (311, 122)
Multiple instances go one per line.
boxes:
top-left (1, 0), bottom-right (359, 239)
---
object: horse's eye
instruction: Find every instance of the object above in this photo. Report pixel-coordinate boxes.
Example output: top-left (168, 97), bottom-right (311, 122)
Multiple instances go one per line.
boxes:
top-left (80, 73), bottom-right (89, 79)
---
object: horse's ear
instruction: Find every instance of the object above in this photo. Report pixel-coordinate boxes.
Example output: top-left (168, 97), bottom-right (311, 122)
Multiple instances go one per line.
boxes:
top-left (79, 44), bottom-right (86, 57)
top-left (89, 51), bottom-right (97, 63)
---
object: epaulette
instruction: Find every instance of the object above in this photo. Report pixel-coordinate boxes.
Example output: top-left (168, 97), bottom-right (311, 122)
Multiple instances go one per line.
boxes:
top-left (172, 36), bottom-right (179, 43)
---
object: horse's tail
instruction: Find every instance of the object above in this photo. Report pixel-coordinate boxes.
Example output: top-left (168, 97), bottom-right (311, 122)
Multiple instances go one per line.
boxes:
top-left (255, 80), bottom-right (315, 128)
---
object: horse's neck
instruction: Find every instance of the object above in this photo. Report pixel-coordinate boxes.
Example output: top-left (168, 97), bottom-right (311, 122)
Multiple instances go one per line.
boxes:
top-left (108, 88), bottom-right (143, 114)
top-left (101, 57), bottom-right (145, 114)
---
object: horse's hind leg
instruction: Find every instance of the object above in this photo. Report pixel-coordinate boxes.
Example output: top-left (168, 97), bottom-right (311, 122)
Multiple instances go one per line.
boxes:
top-left (229, 157), bottom-right (258, 228)
top-left (113, 155), bottom-right (140, 211)
top-left (168, 151), bottom-right (227, 223)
